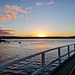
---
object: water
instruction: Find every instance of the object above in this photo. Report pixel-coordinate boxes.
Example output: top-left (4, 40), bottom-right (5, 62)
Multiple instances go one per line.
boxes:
top-left (0, 39), bottom-right (75, 75)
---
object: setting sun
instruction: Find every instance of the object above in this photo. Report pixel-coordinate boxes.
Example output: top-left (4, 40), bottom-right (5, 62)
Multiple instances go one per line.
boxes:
top-left (37, 34), bottom-right (46, 37)
top-left (36, 33), bottom-right (48, 37)
top-left (31, 33), bottom-right (49, 37)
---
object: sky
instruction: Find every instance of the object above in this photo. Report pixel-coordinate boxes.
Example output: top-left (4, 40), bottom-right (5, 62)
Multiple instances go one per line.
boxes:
top-left (0, 0), bottom-right (75, 37)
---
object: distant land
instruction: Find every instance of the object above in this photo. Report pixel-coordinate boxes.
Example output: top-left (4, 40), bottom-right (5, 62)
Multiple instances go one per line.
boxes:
top-left (0, 36), bottom-right (75, 39)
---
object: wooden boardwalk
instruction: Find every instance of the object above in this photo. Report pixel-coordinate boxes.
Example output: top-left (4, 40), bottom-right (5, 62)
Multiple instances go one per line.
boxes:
top-left (50, 54), bottom-right (75, 75)
top-left (71, 68), bottom-right (75, 75)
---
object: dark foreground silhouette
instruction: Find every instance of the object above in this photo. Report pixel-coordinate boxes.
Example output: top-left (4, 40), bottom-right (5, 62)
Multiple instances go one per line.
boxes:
top-left (0, 39), bottom-right (7, 43)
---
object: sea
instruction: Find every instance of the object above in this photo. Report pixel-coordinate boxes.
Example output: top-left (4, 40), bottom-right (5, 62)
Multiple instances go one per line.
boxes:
top-left (0, 39), bottom-right (75, 75)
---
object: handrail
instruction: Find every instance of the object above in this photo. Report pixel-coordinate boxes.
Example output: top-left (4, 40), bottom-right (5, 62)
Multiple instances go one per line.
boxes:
top-left (0, 44), bottom-right (75, 75)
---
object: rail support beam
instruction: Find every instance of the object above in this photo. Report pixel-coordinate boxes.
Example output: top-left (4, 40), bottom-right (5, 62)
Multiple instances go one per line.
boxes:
top-left (74, 44), bottom-right (75, 54)
top-left (42, 53), bottom-right (45, 75)
top-left (58, 48), bottom-right (61, 64)
top-left (68, 46), bottom-right (70, 58)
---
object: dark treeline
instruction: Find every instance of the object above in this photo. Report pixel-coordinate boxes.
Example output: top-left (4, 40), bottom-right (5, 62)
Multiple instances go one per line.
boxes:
top-left (0, 36), bottom-right (75, 39)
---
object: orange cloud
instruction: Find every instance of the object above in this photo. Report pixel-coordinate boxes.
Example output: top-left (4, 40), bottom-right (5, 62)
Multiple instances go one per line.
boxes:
top-left (36, 0), bottom-right (54, 6)
top-left (0, 14), bottom-right (6, 22)
top-left (0, 13), bottom-right (17, 22)
top-left (0, 26), bottom-right (2, 28)
top-left (0, 5), bottom-right (28, 22)
top-left (47, 0), bottom-right (54, 5)
top-left (25, 7), bottom-right (32, 10)
top-left (5, 5), bottom-right (27, 13)
top-left (36, 2), bottom-right (44, 6)
top-left (5, 9), bottom-right (18, 14)
top-left (28, 11), bottom-right (32, 13)
top-left (0, 30), bottom-right (15, 36)
top-left (19, 15), bottom-right (24, 17)
top-left (0, 30), bottom-right (15, 32)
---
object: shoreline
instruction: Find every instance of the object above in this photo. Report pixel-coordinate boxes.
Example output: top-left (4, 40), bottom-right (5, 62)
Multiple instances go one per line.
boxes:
top-left (0, 36), bottom-right (75, 39)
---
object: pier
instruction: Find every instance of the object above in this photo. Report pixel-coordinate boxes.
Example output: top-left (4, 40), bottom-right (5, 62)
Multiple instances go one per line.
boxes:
top-left (0, 44), bottom-right (75, 75)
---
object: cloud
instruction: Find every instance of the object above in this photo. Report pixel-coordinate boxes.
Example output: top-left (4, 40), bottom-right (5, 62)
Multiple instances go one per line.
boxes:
top-left (36, 2), bottom-right (44, 6)
top-left (0, 30), bottom-right (15, 32)
top-left (5, 5), bottom-right (27, 13)
top-left (0, 5), bottom-right (28, 22)
top-left (0, 1), bottom-right (54, 22)
top-left (0, 14), bottom-right (17, 22)
top-left (25, 7), bottom-right (32, 10)
top-left (0, 26), bottom-right (15, 36)
top-left (25, 7), bottom-right (32, 14)
top-left (36, 0), bottom-right (54, 6)
top-left (0, 26), bottom-right (2, 28)
top-left (28, 11), bottom-right (32, 13)
top-left (0, 30), bottom-right (15, 36)
top-left (19, 15), bottom-right (24, 17)
top-left (4, 9), bottom-right (18, 14)
top-left (47, 0), bottom-right (54, 5)
top-left (6, 14), bottom-right (17, 20)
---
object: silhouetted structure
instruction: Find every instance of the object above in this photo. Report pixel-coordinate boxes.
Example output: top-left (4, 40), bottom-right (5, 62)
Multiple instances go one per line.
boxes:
top-left (0, 39), bottom-right (7, 43)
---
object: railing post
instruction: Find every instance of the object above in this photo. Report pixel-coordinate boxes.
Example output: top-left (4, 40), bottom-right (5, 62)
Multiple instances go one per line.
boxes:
top-left (74, 44), bottom-right (75, 54)
top-left (58, 48), bottom-right (61, 64)
top-left (42, 53), bottom-right (45, 75)
top-left (68, 46), bottom-right (70, 58)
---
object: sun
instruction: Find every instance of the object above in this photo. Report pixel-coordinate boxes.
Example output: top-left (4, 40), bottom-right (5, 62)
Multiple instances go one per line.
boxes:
top-left (37, 34), bottom-right (46, 37)
top-left (32, 33), bottom-right (48, 37)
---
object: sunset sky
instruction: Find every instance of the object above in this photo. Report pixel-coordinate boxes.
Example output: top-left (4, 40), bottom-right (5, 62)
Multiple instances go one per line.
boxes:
top-left (0, 0), bottom-right (75, 37)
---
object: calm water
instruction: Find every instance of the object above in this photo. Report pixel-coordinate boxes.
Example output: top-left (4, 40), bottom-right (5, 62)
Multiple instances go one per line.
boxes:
top-left (0, 39), bottom-right (75, 75)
